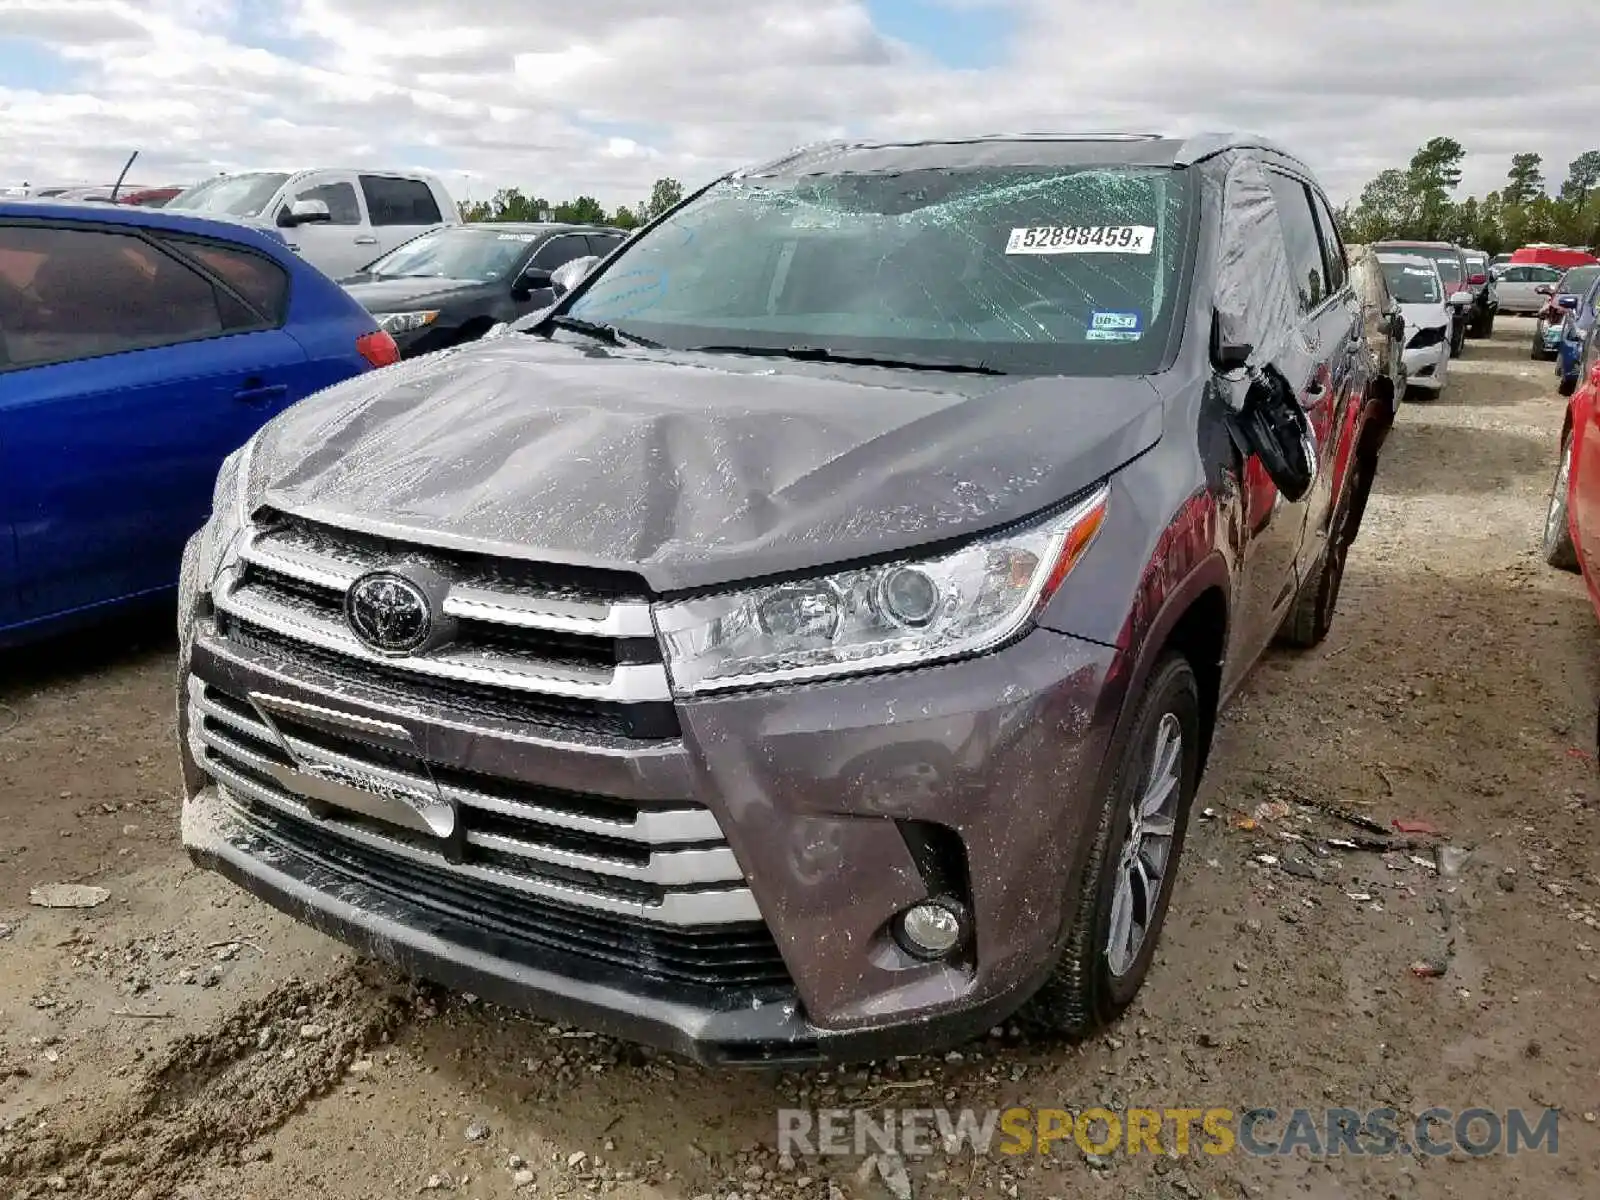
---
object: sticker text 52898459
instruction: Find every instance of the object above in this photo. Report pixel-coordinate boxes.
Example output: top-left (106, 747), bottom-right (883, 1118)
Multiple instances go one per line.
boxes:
top-left (1005, 225), bottom-right (1156, 255)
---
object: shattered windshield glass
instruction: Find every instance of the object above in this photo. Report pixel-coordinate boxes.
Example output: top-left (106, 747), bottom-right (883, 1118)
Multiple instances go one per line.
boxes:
top-left (565, 166), bottom-right (1191, 375)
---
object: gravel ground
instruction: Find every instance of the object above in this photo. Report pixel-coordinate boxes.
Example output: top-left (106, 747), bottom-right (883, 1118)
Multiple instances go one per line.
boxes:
top-left (2, 316), bottom-right (1598, 1199)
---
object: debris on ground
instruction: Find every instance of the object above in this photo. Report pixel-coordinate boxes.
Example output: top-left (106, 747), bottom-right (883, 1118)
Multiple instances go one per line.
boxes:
top-left (28, 883), bottom-right (111, 908)
top-left (1392, 818), bottom-right (1441, 835)
top-left (1410, 958), bottom-right (1449, 979)
top-left (859, 1152), bottom-right (913, 1200)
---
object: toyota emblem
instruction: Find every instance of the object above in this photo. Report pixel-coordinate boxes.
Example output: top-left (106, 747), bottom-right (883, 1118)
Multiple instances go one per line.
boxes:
top-left (345, 571), bottom-right (433, 654)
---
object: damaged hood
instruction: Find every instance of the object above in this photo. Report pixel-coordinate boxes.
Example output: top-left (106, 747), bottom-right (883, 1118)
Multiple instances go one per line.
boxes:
top-left (1397, 301), bottom-right (1449, 331)
top-left (246, 336), bottom-right (1165, 592)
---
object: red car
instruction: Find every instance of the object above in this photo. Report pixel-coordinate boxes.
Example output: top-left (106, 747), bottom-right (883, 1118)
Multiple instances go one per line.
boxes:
top-left (1545, 349), bottom-right (1600, 592)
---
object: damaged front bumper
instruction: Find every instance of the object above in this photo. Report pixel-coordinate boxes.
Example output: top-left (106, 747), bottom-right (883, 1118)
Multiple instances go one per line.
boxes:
top-left (178, 611), bottom-right (1123, 1065)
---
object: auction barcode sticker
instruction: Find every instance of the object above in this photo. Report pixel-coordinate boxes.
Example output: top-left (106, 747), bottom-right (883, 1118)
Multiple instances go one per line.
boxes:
top-left (1005, 225), bottom-right (1156, 255)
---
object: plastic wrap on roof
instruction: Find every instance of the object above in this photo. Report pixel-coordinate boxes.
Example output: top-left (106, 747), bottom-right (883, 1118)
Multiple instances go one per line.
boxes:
top-left (1213, 155), bottom-right (1303, 381)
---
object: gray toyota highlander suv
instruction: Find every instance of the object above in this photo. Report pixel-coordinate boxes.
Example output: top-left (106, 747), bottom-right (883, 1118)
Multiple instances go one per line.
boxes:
top-left (177, 133), bottom-right (1392, 1064)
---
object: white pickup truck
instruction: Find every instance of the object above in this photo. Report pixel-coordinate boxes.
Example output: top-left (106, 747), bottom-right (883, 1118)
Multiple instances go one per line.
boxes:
top-left (164, 168), bottom-right (459, 280)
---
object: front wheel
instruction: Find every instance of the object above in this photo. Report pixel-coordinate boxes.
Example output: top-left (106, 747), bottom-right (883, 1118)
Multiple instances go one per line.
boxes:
top-left (1019, 655), bottom-right (1200, 1040)
top-left (1544, 427), bottom-right (1580, 571)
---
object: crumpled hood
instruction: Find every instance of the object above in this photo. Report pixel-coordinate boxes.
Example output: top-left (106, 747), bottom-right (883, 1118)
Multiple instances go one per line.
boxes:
top-left (247, 337), bottom-right (1165, 592)
top-left (1397, 301), bottom-right (1448, 330)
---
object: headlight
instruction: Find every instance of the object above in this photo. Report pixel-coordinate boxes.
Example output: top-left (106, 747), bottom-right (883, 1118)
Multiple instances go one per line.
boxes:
top-left (377, 310), bottom-right (440, 334)
top-left (655, 485), bottom-right (1109, 695)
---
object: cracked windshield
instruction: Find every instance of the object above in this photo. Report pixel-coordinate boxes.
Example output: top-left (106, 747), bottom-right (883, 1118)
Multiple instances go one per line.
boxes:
top-left (570, 166), bottom-right (1187, 373)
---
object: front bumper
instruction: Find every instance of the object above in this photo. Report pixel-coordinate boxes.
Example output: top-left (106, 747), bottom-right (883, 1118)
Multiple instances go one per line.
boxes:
top-left (1402, 340), bottom-right (1449, 389)
top-left (178, 608), bottom-right (1123, 1063)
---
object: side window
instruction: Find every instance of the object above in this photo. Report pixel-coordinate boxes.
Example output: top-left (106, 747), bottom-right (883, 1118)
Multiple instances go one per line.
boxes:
top-left (1308, 192), bottom-right (1347, 294)
top-left (1503, 266), bottom-right (1526, 283)
top-left (1537, 266), bottom-right (1564, 283)
top-left (0, 224), bottom-right (227, 369)
top-left (289, 181), bottom-right (360, 226)
top-left (531, 235), bottom-right (591, 271)
top-left (1266, 173), bottom-right (1326, 312)
top-left (360, 176), bottom-right (443, 226)
top-left (160, 237), bottom-right (290, 325)
top-left (586, 234), bottom-right (623, 257)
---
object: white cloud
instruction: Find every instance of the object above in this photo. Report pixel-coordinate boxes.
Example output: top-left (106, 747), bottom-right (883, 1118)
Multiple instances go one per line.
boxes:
top-left (3, 0), bottom-right (1600, 208)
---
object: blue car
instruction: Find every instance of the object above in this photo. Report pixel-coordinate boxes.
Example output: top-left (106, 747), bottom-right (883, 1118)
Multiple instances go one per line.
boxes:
top-left (1558, 275), bottom-right (1600, 396)
top-left (0, 199), bottom-right (399, 647)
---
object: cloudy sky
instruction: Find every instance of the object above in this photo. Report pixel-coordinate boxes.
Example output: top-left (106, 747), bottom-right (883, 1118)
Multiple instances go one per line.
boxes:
top-left (3, 0), bottom-right (1599, 210)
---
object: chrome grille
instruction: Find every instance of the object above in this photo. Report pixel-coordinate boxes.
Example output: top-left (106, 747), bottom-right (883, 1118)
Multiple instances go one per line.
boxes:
top-left (186, 677), bottom-right (759, 928)
top-left (210, 513), bottom-right (678, 739)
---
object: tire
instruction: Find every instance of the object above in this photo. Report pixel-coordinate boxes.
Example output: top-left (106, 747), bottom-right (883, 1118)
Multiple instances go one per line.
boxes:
top-left (1544, 427), bottom-right (1580, 571)
top-left (1019, 655), bottom-right (1200, 1040)
top-left (1278, 478), bottom-right (1356, 648)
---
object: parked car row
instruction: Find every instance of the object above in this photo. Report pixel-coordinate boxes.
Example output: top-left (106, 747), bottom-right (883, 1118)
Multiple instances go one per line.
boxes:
top-left (1368, 239), bottom-right (1489, 357)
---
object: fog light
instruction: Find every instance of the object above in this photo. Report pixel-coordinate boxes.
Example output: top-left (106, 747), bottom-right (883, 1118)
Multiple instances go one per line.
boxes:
top-left (896, 901), bottom-right (965, 959)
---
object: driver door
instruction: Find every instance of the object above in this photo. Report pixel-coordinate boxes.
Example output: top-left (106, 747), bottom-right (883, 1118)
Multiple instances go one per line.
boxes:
top-left (278, 173), bottom-right (373, 280)
top-left (1217, 168), bottom-right (1324, 697)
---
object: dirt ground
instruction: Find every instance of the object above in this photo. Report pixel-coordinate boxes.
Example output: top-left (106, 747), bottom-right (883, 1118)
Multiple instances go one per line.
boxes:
top-left (3, 317), bottom-right (1598, 1200)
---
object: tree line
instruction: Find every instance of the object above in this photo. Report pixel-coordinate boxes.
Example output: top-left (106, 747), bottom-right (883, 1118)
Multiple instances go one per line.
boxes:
top-left (458, 176), bottom-right (685, 229)
top-left (1338, 137), bottom-right (1600, 253)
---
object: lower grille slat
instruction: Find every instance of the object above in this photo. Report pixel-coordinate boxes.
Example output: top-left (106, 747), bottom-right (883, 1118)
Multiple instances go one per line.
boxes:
top-left (189, 680), bottom-right (761, 928)
top-left (221, 793), bottom-right (791, 990)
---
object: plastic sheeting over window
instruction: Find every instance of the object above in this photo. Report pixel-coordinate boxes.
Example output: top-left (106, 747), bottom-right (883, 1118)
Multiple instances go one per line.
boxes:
top-left (1213, 156), bottom-right (1303, 382)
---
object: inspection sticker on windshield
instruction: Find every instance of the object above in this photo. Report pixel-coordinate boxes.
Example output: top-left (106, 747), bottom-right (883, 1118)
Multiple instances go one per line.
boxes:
top-left (1006, 225), bottom-right (1155, 255)
top-left (1090, 310), bottom-right (1142, 332)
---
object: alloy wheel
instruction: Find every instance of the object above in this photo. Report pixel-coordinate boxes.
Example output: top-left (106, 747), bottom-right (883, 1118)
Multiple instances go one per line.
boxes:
top-left (1547, 438), bottom-right (1572, 548)
top-left (1106, 713), bottom-right (1181, 977)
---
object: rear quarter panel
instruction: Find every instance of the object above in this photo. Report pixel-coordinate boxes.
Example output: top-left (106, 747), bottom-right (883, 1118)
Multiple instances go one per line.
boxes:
top-left (280, 256), bottom-right (381, 392)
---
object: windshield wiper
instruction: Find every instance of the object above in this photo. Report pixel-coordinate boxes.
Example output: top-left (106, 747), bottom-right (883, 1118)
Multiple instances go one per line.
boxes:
top-left (688, 344), bottom-right (1005, 375)
top-left (544, 315), bottom-right (660, 348)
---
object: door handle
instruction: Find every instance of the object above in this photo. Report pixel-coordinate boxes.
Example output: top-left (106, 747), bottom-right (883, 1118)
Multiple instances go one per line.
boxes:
top-left (234, 383), bottom-right (289, 406)
top-left (353, 235), bottom-right (379, 245)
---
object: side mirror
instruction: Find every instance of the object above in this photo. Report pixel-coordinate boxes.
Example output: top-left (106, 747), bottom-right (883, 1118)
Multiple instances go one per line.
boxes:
top-left (1536, 284), bottom-right (1556, 296)
top-left (1559, 294), bottom-right (1580, 311)
top-left (1468, 273), bottom-right (1487, 286)
top-left (513, 265), bottom-right (552, 297)
top-left (1388, 312), bottom-right (1407, 341)
top-left (1230, 365), bottom-right (1316, 503)
top-left (549, 255), bottom-right (599, 298)
top-left (1448, 290), bottom-right (1474, 307)
top-left (279, 198), bottom-right (331, 228)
